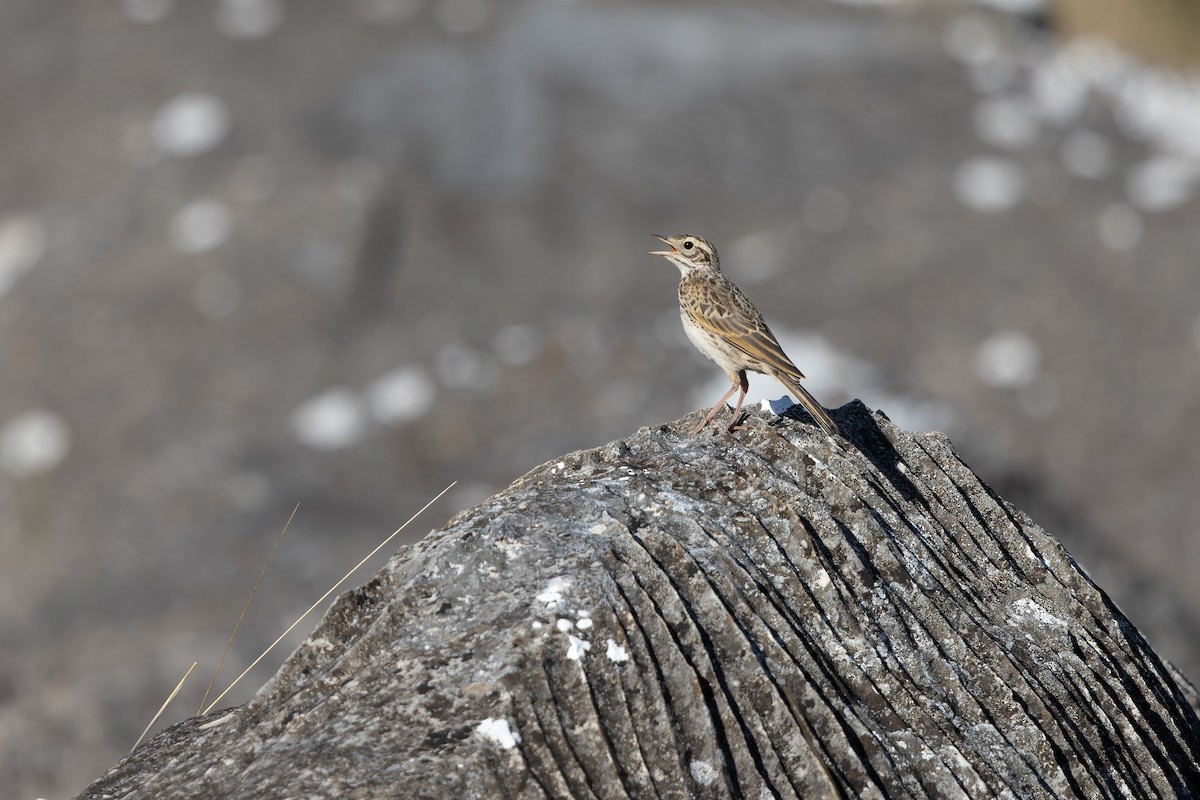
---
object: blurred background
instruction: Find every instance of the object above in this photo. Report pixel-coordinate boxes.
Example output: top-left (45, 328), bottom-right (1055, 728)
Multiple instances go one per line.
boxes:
top-left (2, 0), bottom-right (1200, 795)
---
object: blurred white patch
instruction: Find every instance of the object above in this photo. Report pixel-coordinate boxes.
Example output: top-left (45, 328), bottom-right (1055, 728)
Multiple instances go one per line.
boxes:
top-left (493, 324), bottom-right (543, 365)
top-left (944, 15), bottom-right (1000, 67)
top-left (1030, 47), bottom-right (1092, 124)
top-left (1112, 64), bottom-right (1200, 160)
top-left (606, 639), bottom-right (629, 663)
top-left (216, 0), bottom-right (284, 40)
top-left (122, 0), bottom-right (173, 23)
top-left (436, 343), bottom-right (494, 388)
top-left (291, 387), bottom-right (366, 450)
top-left (364, 367), bottom-right (436, 425)
top-left (727, 232), bottom-right (784, 283)
top-left (354, 0), bottom-right (424, 24)
top-left (151, 93), bottom-right (231, 158)
top-left (1059, 130), bottom-right (1112, 180)
top-left (0, 410), bottom-right (71, 478)
top-left (0, 215), bottom-right (47, 300)
top-left (973, 0), bottom-right (1045, 12)
top-left (974, 330), bottom-right (1040, 388)
top-left (954, 157), bottom-right (1025, 212)
top-left (566, 634), bottom-right (591, 661)
top-left (194, 271), bottom-right (240, 320)
top-left (1126, 155), bottom-right (1200, 213)
top-left (1097, 203), bottom-right (1143, 251)
top-left (1030, 38), bottom-right (1200, 164)
top-left (690, 760), bottom-right (717, 786)
top-left (973, 97), bottom-right (1039, 148)
top-left (556, 618), bottom-right (574, 632)
top-left (170, 199), bottom-right (233, 254)
top-left (802, 186), bottom-right (851, 234)
top-left (434, 0), bottom-right (490, 34)
top-left (476, 718), bottom-right (520, 749)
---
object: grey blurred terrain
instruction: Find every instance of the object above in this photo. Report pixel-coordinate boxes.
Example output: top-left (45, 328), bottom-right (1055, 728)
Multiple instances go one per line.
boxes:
top-left (2, 0), bottom-right (1199, 796)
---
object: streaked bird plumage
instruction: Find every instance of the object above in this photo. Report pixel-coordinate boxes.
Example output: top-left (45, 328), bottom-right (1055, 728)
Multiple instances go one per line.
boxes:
top-left (649, 234), bottom-right (839, 438)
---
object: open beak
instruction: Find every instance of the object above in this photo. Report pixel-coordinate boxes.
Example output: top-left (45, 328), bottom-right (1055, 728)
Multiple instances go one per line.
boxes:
top-left (647, 234), bottom-right (678, 258)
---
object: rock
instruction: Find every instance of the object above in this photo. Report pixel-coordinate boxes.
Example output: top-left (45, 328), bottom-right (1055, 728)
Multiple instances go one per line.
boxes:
top-left (79, 402), bottom-right (1200, 798)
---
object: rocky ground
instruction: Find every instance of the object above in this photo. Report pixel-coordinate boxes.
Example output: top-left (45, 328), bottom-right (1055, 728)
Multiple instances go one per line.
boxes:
top-left (2, 0), bottom-right (1199, 796)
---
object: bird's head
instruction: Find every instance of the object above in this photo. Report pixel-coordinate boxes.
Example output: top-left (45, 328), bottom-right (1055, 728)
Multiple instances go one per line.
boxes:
top-left (648, 234), bottom-right (720, 276)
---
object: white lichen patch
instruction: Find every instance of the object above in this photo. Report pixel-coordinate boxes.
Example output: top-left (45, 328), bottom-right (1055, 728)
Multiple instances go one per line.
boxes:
top-left (566, 635), bottom-right (591, 661)
top-left (476, 718), bottom-right (520, 749)
top-left (1, 409), bottom-right (71, 477)
top-left (495, 538), bottom-right (527, 560)
top-left (576, 617), bottom-right (593, 631)
top-left (606, 639), bottom-right (629, 663)
top-left (535, 578), bottom-right (571, 606)
top-left (1011, 597), bottom-right (1068, 628)
top-left (556, 618), bottom-right (574, 632)
top-left (689, 759), bottom-right (717, 786)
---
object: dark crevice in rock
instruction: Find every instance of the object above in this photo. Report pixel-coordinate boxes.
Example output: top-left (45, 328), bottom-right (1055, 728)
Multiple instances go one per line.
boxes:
top-left (624, 530), bottom-right (748, 796)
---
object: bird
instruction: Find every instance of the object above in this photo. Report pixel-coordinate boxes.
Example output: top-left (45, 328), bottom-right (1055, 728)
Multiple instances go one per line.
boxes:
top-left (648, 233), bottom-right (840, 438)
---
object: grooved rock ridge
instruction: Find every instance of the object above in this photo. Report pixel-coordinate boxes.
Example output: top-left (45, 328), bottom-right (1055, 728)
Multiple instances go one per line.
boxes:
top-left (81, 402), bottom-right (1200, 798)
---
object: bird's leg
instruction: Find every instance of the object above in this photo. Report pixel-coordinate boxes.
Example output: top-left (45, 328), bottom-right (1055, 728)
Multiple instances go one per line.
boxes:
top-left (688, 377), bottom-right (741, 435)
top-left (725, 371), bottom-right (750, 433)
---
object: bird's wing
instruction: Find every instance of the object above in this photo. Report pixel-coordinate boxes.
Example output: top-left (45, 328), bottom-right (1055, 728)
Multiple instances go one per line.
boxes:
top-left (683, 275), bottom-right (806, 380)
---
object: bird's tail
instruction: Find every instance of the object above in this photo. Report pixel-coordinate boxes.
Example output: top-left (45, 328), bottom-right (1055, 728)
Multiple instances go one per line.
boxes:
top-left (774, 373), bottom-right (840, 438)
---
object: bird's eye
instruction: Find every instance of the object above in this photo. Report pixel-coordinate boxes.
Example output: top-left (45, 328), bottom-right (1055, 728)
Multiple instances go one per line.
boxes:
top-left (683, 240), bottom-right (694, 250)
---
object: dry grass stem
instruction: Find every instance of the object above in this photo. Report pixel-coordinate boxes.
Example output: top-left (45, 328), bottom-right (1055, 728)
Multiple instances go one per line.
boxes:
top-left (198, 503), bottom-right (299, 714)
top-left (200, 481), bottom-right (457, 715)
top-left (132, 661), bottom-right (198, 753)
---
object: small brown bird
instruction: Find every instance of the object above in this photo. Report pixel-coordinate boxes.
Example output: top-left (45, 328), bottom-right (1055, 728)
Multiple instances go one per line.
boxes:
top-left (649, 234), bottom-right (840, 438)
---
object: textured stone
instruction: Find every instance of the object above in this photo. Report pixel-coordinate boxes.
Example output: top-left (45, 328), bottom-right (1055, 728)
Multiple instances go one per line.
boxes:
top-left (81, 403), bottom-right (1200, 798)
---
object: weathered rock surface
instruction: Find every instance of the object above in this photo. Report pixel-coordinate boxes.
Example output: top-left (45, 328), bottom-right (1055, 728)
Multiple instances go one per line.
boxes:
top-left (81, 403), bottom-right (1200, 798)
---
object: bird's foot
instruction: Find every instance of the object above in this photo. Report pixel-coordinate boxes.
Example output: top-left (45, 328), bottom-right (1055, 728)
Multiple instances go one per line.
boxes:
top-left (724, 412), bottom-right (749, 434)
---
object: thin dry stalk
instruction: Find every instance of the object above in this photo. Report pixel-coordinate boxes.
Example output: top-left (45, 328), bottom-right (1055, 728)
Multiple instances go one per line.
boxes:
top-left (198, 503), bottom-right (300, 714)
top-left (201, 481), bottom-right (456, 715)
